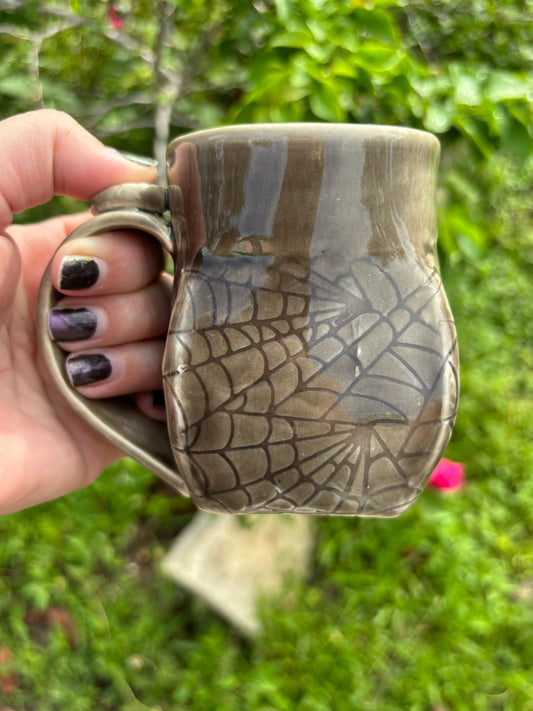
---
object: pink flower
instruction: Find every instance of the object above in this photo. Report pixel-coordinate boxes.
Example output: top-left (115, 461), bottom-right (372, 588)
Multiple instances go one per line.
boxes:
top-left (108, 5), bottom-right (125, 30)
top-left (428, 459), bottom-right (465, 492)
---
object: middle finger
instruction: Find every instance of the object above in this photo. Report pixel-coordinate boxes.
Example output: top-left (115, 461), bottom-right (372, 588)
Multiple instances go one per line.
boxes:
top-left (47, 277), bottom-right (172, 351)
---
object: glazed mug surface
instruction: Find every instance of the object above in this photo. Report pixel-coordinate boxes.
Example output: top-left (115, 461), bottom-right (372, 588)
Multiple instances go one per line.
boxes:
top-left (38, 124), bottom-right (459, 516)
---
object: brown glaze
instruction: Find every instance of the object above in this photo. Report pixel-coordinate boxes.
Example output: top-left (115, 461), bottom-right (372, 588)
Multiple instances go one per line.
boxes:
top-left (163, 125), bottom-right (458, 515)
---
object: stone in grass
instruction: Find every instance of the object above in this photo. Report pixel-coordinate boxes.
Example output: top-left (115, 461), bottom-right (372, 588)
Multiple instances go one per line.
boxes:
top-left (161, 512), bottom-right (315, 636)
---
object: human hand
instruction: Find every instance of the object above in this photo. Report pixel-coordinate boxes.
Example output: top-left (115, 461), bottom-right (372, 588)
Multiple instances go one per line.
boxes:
top-left (0, 110), bottom-right (169, 514)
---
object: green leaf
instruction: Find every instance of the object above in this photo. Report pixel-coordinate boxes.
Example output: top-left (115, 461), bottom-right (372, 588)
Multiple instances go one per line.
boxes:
top-left (271, 30), bottom-right (313, 49)
top-left (274, 0), bottom-right (293, 24)
top-left (411, 74), bottom-right (452, 101)
top-left (21, 581), bottom-right (51, 610)
top-left (306, 43), bottom-right (335, 63)
top-left (328, 27), bottom-right (358, 53)
top-left (500, 117), bottom-right (532, 161)
top-left (293, 52), bottom-right (331, 83)
top-left (456, 231), bottom-right (484, 260)
top-left (449, 65), bottom-right (483, 107)
top-left (423, 102), bottom-right (454, 133)
top-left (447, 205), bottom-right (487, 249)
top-left (352, 7), bottom-right (399, 44)
top-left (507, 102), bottom-right (533, 133)
top-left (309, 81), bottom-right (346, 122)
top-left (330, 57), bottom-right (358, 79)
top-left (453, 115), bottom-right (492, 158)
top-left (0, 75), bottom-right (39, 101)
top-left (306, 18), bottom-right (328, 43)
top-left (353, 44), bottom-right (402, 72)
top-left (487, 71), bottom-right (530, 102)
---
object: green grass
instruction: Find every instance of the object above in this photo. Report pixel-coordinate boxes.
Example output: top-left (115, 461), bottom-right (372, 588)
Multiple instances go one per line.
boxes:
top-left (1, 191), bottom-right (531, 711)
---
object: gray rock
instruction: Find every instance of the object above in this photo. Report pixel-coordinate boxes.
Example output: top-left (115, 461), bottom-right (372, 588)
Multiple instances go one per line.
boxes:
top-left (161, 513), bottom-right (315, 635)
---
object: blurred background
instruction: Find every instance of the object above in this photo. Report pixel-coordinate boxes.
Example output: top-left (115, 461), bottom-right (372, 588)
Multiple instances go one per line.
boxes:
top-left (0, 1), bottom-right (531, 709)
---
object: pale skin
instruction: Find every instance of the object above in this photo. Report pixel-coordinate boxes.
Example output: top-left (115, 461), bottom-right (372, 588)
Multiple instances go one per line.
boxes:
top-left (0, 110), bottom-right (171, 515)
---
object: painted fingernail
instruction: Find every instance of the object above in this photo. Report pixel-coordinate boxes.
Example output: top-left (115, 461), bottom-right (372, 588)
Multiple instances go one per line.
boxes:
top-left (116, 150), bottom-right (159, 167)
top-left (66, 354), bottom-right (112, 387)
top-left (152, 389), bottom-right (166, 407)
top-left (48, 308), bottom-right (98, 342)
top-left (59, 256), bottom-right (100, 290)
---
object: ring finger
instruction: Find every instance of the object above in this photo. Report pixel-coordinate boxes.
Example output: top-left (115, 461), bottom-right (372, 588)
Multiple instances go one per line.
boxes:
top-left (47, 276), bottom-right (172, 351)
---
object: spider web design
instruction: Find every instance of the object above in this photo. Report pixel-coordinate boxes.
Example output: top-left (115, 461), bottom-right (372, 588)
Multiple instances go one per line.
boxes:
top-left (164, 252), bottom-right (459, 516)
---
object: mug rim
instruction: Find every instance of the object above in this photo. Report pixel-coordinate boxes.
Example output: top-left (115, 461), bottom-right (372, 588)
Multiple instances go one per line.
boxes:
top-left (168, 122), bottom-right (439, 154)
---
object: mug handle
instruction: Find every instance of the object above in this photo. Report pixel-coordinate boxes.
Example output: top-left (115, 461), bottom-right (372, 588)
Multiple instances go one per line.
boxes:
top-left (36, 184), bottom-right (189, 496)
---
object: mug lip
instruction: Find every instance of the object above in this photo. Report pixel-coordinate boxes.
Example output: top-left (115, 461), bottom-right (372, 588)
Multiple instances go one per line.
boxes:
top-left (168, 123), bottom-right (440, 153)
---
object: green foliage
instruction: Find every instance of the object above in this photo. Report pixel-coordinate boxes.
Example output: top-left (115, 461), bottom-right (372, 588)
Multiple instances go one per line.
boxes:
top-left (0, 1), bottom-right (531, 709)
top-left (2, 0), bottom-right (531, 257)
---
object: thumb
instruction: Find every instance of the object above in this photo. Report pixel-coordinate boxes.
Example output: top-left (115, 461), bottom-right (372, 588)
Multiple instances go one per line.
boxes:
top-left (0, 110), bottom-right (157, 232)
top-left (0, 232), bottom-right (21, 322)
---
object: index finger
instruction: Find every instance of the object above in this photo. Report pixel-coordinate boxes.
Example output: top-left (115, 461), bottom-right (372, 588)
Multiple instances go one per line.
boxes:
top-left (0, 109), bottom-right (157, 232)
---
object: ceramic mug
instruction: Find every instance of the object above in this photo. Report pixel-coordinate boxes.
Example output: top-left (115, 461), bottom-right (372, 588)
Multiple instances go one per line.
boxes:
top-left (38, 124), bottom-right (459, 516)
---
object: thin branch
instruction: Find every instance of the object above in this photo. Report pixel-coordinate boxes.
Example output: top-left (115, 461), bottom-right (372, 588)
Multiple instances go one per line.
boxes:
top-left (93, 119), bottom-right (158, 138)
top-left (28, 37), bottom-right (43, 108)
top-left (151, 10), bottom-right (224, 177)
top-left (152, 0), bottom-right (179, 181)
top-left (79, 93), bottom-right (154, 129)
top-left (0, 0), bottom-right (25, 9)
top-left (0, 23), bottom-right (24, 37)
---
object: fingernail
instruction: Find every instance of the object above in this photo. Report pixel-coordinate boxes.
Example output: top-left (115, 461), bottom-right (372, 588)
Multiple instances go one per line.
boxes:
top-left (152, 389), bottom-right (166, 407)
top-left (117, 150), bottom-right (159, 167)
top-left (66, 354), bottom-right (112, 387)
top-left (48, 308), bottom-right (98, 342)
top-left (59, 256), bottom-right (100, 290)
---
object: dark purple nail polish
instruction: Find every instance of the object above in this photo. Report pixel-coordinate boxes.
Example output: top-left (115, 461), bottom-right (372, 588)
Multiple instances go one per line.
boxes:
top-left (48, 308), bottom-right (97, 342)
top-left (67, 354), bottom-right (112, 387)
top-left (152, 389), bottom-right (166, 407)
top-left (59, 256), bottom-right (100, 290)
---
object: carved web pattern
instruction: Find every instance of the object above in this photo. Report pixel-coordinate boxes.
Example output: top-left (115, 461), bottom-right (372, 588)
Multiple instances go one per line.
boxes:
top-left (164, 252), bottom-right (459, 516)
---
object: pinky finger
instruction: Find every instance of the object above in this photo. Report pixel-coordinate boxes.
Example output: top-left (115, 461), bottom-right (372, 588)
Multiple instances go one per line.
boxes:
top-left (65, 339), bottom-right (165, 399)
top-left (135, 390), bottom-right (167, 422)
